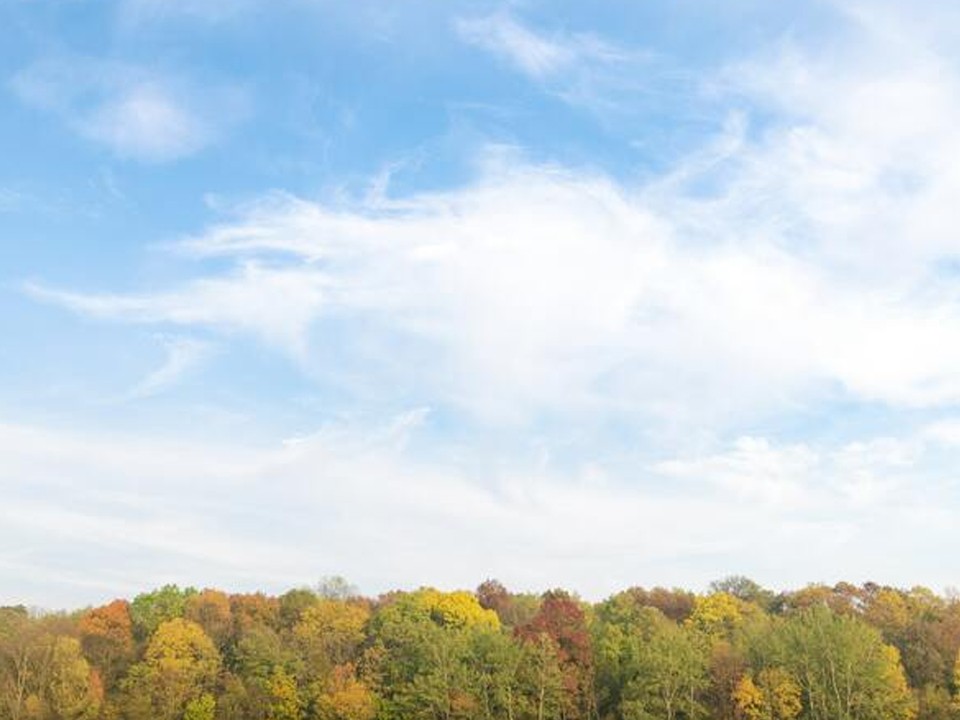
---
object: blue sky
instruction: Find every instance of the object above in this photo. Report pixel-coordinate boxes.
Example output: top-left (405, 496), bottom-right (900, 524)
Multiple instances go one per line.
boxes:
top-left (4, 0), bottom-right (960, 608)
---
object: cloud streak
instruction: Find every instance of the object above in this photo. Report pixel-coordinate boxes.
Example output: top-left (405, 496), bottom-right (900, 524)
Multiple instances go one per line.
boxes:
top-left (27, 262), bottom-right (325, 359)
top-left (455, 13), bottom-right (659, 119)
top-left (456, 14), bottom-right (625, 80)
top-left (125, 336), bottom-right (213, 399)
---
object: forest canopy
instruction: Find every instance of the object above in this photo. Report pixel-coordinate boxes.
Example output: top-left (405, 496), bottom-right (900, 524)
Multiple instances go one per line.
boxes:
top-left (2, 578), bottom-right (958, 720)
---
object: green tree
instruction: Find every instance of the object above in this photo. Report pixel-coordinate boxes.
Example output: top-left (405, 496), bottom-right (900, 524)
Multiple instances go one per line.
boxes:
top-left (710, 578), bottom-right (775, 610)
top-left (516, 633), bottom-right (564, 720)
top-left (621, 611), bottom-right (708, 720)
top-left (129, 586), bottom-right (197, 642)
top-left (183, 693), bottom-right (216, 720)
top-left (367, 589), bottom-right (501, 720)
top-left (779, 606), bottom-right (916, 720)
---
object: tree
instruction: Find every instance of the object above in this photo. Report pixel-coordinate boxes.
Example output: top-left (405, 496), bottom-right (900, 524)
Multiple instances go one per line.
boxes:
top-left (780, 585), bottom-right (858, 616)
top-left (229, 593), bottom-right (281, 637)
top-left (46, 636), bottom-right (103, 720)
top-left (0, 615), bottom-right (102, 720)
top-left (686, 593), bottom-right (746, 641)
top-left (77, 600), bottom-right (134, 690)
top-left (313, 664), bottom-right (377, 720)
top-left (710, 578), bottom-right (775, 611)
top-left (707, 640), bottom-right (746, 720)
top-left (293, 599), bottom-right (369, 680)
top-left (516, 633), bottom-right (565, 720)
top-left (265, 667), bottom-right (301, 720)
top-left (185, 591), bottom-right (233, 650)
top-left (367, 589), bottom-right (500, 720)
top-left (120, 618), bottom-right (221, 720)
top-left (476, 582), bottom-right (512, 624)
top-left (5, 579), bottom-right (960, 720)
top-left (317, 578), bottom-right (360, 602)
top-left (620, 610), bottom-right (708, 720)
top-left (231, 624), bottom-right (296, 683)
top-left (779, 606), bottom-right (916, 720)
top-left (0, 607), bottom-right (43, 720)
top-left (183, 693), bottom-right (216, 720)
top-left (467, 628), bottom-right (525, 720)
top-left (608, 588), bottom-right (695, 624)
top-left (279, 589), bottom-right (319, 632)
top-left (732, 668), bottom-right (801, 720)
top-left (517, 590), bottom-right (594, 720)
top-left (129, 586), bottom-right (197, 641)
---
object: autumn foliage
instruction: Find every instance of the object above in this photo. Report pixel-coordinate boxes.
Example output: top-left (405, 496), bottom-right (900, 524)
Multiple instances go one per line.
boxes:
top-left (2, 578), bottom-right (957, 720)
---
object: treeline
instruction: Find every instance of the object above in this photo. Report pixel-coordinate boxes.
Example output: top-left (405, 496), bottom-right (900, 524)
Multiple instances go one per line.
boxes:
top-left (2, 577), bottom-right (959, 720)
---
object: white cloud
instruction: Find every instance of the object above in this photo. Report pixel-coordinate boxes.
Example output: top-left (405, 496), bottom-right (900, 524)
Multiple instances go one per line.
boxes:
top-left (126, 336), bottom-right (213, 399)
top-left (455, 13), bottom-right (675, 119)
top-left (656, 435), bottom-right (924, 509)
top-left (10, 58), bottom-right (245, 162)
top-left (80, 84), bottom-right (209, 161)
top-left (29, 119), bottom-right (960, 426)
top-left (656, 437), bottom-right (817, 506)
top-left (2, 415), bottom-right (958, 608)
top-left (27, 262), bottom-right (325, 359)
top-left (457, 14), bottom-right (594, 79)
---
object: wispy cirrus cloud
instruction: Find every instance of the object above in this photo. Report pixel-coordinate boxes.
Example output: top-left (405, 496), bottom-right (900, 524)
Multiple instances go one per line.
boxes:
top-left (456, 14), bottom-right (626, 80)
top-left (27, 262), bottom-right (324, 359)
top-left (10, 58), bottom-right (247, 162)
top-left (455, 12), bottom-right (671, 119)
top-left (125, 336), bottom-right (213, 399)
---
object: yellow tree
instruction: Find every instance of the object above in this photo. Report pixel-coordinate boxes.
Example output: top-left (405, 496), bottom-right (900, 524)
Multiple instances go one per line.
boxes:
top-left (313, 664), bottom-right (377, 720)
top-left (293, 599), bottom-right (370, 680)
top-left (120, 618), bottom-right (221, 720)
top-left (46, 636), bottom-right (104, 720)
top-left (686, 593), bottom-right (746, 641)
top-left (732, 668), bottom-right (801, 720)
top-left (952, 649), bottom-right (960, 713)
top-left (265, 667), bottom-right (301, 720)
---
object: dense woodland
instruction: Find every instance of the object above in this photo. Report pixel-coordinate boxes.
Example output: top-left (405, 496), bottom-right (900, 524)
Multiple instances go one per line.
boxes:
top-left (3, 577), bottom-right (960, 720)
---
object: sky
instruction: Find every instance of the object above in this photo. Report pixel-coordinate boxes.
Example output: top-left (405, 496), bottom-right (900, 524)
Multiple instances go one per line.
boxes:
top-left (4, 0), bottom-right (960, 609)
